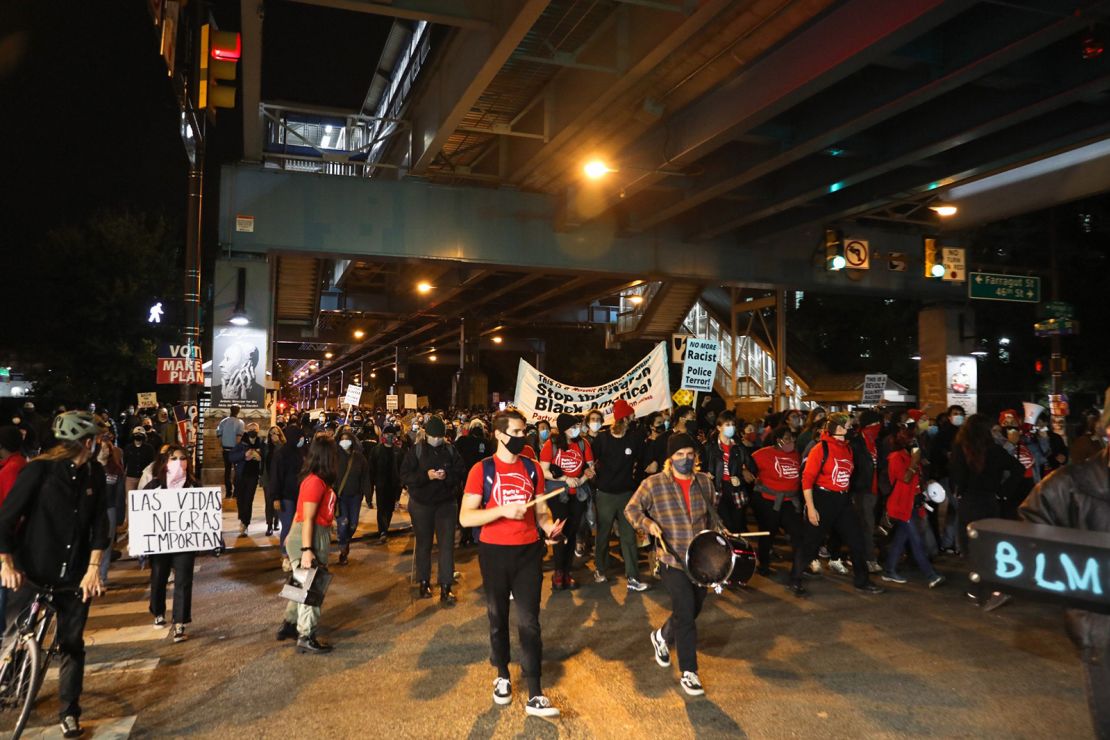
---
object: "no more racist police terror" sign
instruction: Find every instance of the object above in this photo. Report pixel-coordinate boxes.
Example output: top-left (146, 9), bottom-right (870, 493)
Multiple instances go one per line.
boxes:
top-left (968, 518), bottom-right (1110, 613)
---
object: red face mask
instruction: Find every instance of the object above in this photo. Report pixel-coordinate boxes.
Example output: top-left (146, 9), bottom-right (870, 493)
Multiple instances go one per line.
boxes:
top-left (743, 431), bottom-right (758, 443)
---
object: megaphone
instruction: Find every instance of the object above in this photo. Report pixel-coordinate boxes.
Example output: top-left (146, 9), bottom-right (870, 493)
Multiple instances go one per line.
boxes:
top-left (1023, 402), bottom-right (1046, 425)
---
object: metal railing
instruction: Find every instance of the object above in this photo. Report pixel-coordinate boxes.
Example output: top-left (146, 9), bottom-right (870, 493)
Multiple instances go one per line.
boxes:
top-left (615, 282), bottom-right (661, 335)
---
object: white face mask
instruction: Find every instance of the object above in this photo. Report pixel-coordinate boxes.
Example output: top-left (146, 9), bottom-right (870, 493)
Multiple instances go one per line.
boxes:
top-left (588, 421), bottom-right (602, 433)
top-left (339, 439), bottom-right (353, 451)
top-left (722, 425), bottom-right (736, 439)
top-left (297, 437), bottom-right (305, 448)
top-left (951, 415), bottom-right (965, 427)
top-left (427, 437), bottom-right (443, 447)
top-left (567, 426), bottom-right (581, 440)
top-left (167, 459), bottom-right (187, 483)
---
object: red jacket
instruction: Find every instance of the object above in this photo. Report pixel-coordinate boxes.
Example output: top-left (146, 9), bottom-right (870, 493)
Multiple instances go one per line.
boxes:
top-left (885, 449), bottom-right (920, 522)
top-left (802, 433), bottom-right (854, 493)
top-left (0, 453), bottom-right (28, 506)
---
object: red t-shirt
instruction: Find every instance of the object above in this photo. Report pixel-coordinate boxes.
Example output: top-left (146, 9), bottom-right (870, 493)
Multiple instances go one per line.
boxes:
top-left (0, 454), bottom-right (27, 505)
top-left (465, 456), bottom-right (544, 546)
top-left (801, 434), bottom-right (854, 493)
top-left (540, 439), bottom-right (593, 494)
top-left (751, 446), bottom-right (801, 498)
top-left (294, 473), bottom-right (337, 526)
top-left (676, 476), bottom-right (693, 516)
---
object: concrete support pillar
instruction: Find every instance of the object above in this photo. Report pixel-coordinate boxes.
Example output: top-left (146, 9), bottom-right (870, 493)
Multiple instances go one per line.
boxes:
top-left (918, 305), bottom-right (975, 414)
top-left (453, 316), bottom-right (488, 408)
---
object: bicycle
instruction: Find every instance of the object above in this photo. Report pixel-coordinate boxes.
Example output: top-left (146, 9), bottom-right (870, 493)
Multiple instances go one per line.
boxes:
top-left (0, 582), bottom-right (70, 739)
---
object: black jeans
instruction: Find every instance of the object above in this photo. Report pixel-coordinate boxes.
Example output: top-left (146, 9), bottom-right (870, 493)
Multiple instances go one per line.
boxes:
top-left (958, 495), bottom-right (1001, 560)
top-left (547, 494), bottom-right (586, 573)
top-left (800, 489), bottom-right (871, 588)
top-left (149, 551), bottom-right (196, 624)
top-left (376, 484), bottom-right (399, 536)
top-left (221, 447), bottom-right (235, 498)
top-left (659, 563), bottom-right (707, 673)
top-left (409, 498), bottom-right (457, 585)
top-left (10, 586), bottom-right (90, 720)
top-left (236, 472), bottom-right (259, 527)
top-left (263, 483), bottom-right (279, 529)
top-left (478, 541), bottom-right (544, 690)
top-left (751, 495), bottom-right (806, 580)
top-left (716, 487), bottom-right (747, 534)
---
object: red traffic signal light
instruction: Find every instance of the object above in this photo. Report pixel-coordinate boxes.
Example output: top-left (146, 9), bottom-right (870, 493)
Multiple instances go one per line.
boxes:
top-left (1034, 359), bottom-right (1045, 374)
top-left (277, 400), bottom-right (287, 411)
top-left (210, 31), bottom-right (241, 61)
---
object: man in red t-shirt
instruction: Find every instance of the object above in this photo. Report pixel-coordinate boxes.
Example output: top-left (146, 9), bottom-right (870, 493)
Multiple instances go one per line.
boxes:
top-left (460, 409), bottom-right (565, 718)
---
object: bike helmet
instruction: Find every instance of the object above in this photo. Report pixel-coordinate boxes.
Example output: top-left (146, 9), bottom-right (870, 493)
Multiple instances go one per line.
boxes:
top-left (52, 411), bottom-right (102, 441)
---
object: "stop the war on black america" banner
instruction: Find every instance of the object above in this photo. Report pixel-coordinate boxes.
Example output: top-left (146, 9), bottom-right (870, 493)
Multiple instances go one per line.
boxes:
top-left (513, 341), bottom-right (672, 423)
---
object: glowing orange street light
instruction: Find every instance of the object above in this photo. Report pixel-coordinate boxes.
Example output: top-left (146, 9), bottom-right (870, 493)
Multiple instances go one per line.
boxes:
top-left (583, 159), bottom-right (613, 179)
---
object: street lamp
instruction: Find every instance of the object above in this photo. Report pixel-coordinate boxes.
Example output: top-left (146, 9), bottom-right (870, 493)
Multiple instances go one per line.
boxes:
top-left (583, 159), bottom-right (612, 179)
top-left (417, 281), bottom-right (433, 294)
top-left (324, 352), bottom-right (333, 359)
top-left (491, 336), bottom-right (503, 344)
top-left (353, 329), bottom-right (365, 339)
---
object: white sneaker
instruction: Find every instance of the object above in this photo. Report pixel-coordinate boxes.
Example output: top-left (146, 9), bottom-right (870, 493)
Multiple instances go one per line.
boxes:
top-left (680, 671), bottom-right (705, 696)
top-left (808, 559), bottom-right (822, 574)
top-left (281, 557), bottom-right (292, 573)
top-left (493, 677), bottom-right (512, 705)
top-left (593, 569), bottom-right (607, 584)
top-left (650, 628), bottom-right (670, 667)
top-left (626, 578), bottom-right (649, 592)
top-left (818, 545), bottom-right (830, 559)
top-left (238, 522), bottom-right (248, 536)
top-left (867, 560), bottom-right (882, 574)
top-left (525, 695), bottom-right (560, 717)
top-left (829, 559), bottom-right (850, 576)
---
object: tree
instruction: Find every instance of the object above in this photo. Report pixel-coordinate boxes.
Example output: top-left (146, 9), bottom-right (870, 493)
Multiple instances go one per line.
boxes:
top-left (5, 211), bottom-right (181, 409)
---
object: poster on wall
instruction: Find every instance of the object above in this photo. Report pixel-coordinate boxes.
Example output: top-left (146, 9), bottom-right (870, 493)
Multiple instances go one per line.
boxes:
top-left (211, 326), bottom-right (267, 410)
top-left (946, 355), bottom-right (978, 414)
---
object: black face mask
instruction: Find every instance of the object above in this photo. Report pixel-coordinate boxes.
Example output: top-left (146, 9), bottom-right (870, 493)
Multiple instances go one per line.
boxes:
top-left (132, 435), bottom-right (145, 443)
top-left (503, 434), bottom-right (527, 455)
top-left (247, 432), bottom-right (257, 440)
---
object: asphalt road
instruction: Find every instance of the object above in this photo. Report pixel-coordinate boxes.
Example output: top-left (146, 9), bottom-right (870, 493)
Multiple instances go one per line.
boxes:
top-left (3, 500), bottom-right (1091, 739)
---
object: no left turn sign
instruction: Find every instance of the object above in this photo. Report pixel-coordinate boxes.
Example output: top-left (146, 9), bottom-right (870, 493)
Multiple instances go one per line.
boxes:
top-left (845, 239), bottom-right (870, 269)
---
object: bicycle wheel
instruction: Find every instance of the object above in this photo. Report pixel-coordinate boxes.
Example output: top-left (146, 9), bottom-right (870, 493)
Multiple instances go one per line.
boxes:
top-left (9, 636), bottom-right (42, 740)
top-left (30, 610), bottom-right (55, 700)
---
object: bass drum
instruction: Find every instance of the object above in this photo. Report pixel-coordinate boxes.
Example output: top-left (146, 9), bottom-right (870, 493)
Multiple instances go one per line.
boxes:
top-left (726, 534), bottom-right (757, 586)
top-left (685, 531), bottom-right (735, 590)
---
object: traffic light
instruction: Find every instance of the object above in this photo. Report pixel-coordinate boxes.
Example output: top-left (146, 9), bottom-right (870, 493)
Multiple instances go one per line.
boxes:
top-left (825, 228), bottom-right (846, 271)
top-left (197, 24), bottom-right (240, 111)
top-left (1034, 358), bottom-right (1045, 374)
top-left (923, 237), bottom-right (945, 278)
top-left (277, 399), bottom-right (287, 413)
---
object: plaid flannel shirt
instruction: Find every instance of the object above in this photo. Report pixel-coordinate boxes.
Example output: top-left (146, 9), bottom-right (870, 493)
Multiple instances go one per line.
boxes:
top-left (625, 470), bottom-right (720, 569)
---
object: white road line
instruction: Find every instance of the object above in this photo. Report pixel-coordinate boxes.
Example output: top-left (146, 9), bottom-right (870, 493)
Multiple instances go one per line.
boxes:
top-left (85, 625), bottom-right (172, 646)
top-left (19, 715), bottom-right (137, 739)
top-left (44, 659), bottom-right (159, 682)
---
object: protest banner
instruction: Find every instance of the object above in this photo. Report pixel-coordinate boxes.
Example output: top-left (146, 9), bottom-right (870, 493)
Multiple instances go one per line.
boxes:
top-left (680, 338), bottom-right (719, 393)
top-left (513, 341), bottom-right (671, 423)
top-left (137, 392), bottom-right (158, 408)
top-left (128, 486), bottom-right (225, 557)
top-left (860, 374), bottom-right (888, 405)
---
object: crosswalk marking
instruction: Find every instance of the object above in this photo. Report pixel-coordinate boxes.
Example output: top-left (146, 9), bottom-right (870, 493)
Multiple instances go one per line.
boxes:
top-left (85, 625), bottom-right (172, 647)
top-left (20, 715), bottom-right (137, 739)
top-left (45, 659), bottom-right (159, 682)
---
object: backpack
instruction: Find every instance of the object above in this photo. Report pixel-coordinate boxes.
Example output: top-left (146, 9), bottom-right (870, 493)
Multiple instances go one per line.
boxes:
top-left (480, 455), bottom-right (539, 508)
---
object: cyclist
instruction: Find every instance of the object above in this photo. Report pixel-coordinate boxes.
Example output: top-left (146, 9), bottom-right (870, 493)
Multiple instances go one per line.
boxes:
top-left (0, 410), bottom-right (110, 738)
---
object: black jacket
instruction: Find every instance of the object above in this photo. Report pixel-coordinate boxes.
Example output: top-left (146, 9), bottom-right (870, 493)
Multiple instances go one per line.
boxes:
top-left (123, 441), bottom-right (156, 478)
top-left (401, 442), bottom-right (466, 505)
top-left (1021, 448), bottom-right (1110, 661)
top-left (0, 458), bottom-right (111, 586)
top-left (271, 428), bottom-right (306, 503)
top-left (371, 441), bottom-right (402, 495)
top-left (701, 435), bottom-right (751, 503)
top-left (949, 443), bottom-right (1024, 505)
top-left (336, 447), bottom-right (373, 500)
top-left (454, 432), bottom-right (492, 471)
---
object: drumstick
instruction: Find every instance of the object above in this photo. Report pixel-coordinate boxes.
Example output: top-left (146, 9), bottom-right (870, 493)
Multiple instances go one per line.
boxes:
top-left (525, 489), bottom-right (563, 508)
top-left (727, 530), bottom-right (772, 537)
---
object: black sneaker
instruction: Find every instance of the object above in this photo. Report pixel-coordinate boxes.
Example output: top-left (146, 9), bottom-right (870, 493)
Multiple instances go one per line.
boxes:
top-left (493, 677), bottom-right (512, 705)
top-left (296, 634), bottom-right (333, 654)
top-left (173, 623), bottom-right (188, 643)
top-left (855, 583), bottom-right (885, 595)
top-left (419, 581), bottom-right (433, 599)
top-left (276, 621), bottom-right (298, 641)
top-left (680, 671), bottom-right (705, 696)
top-left (60, 715), bottom-right (82, 738)
top-left (525, 695), bottom-right (560, 717)
top-left (440, 584), bottom-right (457, 605)
top-left (787, 581), bottom-right (807, 597)
top-left (650, 628), bottom-right (671, 667)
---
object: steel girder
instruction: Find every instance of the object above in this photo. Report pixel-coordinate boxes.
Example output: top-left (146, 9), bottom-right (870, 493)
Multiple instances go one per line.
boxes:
top-left (569, 0), bottom-right (969, 222)
top-left (630, 5), bottom-right (1101, 231)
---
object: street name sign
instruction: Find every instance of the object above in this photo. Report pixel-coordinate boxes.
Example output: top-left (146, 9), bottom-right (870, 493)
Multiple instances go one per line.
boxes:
top-left (969, 272), bottom-right (1040, 303)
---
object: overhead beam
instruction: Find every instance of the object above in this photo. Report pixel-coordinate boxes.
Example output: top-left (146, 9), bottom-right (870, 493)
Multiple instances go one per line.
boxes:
top-left (286, 0), bottom-right (494, 30)
top-left (699, 62), bottom-right (1110, 238)
top-left (631, 7), bottom-right (1095, 231)
top-left (405, 0), bottom-right (550, 175)
top-left (574, 0), bottom-right (970, 220)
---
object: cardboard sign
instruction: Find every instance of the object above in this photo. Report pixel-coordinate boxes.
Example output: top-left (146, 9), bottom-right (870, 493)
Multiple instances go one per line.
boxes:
top-left (968, 518), bottom-right (1110, 613)
top-left (404, 393), bottom-right (418, 410)
top-left (514, 342), bottom-right (672, 423)
top-left (860, 374), bottom-right (887, 406)
top-left (386, 394), bottom-right (399, 410)
top-left (680, 338), bottom-right (719, 393)
top-left (127, 486), bottom-right (225, 556)
top-left (344, 384), bottom-right (362, 407)
top-left (137, 392), bottom-right (158, 409)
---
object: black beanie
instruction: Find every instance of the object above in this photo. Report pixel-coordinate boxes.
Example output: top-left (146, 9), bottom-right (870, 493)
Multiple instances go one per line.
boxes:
top-left (556, 413), bottom-right (579, 433)
top-left (424, 415), bottom-right (446, 437)
top-left (667, 432), bottom-right (697, 458)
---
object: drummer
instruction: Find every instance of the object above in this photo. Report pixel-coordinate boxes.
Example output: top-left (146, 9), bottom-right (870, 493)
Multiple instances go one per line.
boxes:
top-left (625, 433), bottom-right (723, 697)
